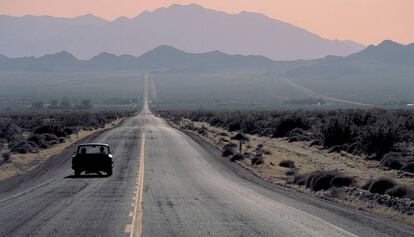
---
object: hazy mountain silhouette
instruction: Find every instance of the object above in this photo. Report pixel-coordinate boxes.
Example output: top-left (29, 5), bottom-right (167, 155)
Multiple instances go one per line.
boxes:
top-left (0, 4), bottom-right (364, 60)
top-left (346, 40), bottom-right (414, 63)
top-left (285, 40), bottom-right (414, 104)
top-left (0, 45), bottom-right (276, 71)
top-left (287, 40), bottom-right (414, 77)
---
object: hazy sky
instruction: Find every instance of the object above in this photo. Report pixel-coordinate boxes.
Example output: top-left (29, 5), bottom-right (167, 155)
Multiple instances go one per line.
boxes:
top-left (0, 0), bottom-right (413, 45)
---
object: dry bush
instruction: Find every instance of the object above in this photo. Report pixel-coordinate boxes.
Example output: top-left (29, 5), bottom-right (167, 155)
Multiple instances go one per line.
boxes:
top-left (285, 169), bottom-right (297, 176)
top-left (305, 170), bottom-right (355, 191)
top-left (160, 109), bottom-right (414, 163)
top-left (222, 143), bottom-right (237, 157)
top-left (365, 177), bottom-right (396, 195)
top-left (279, 160), bottom-right (295, 168)
top-left (251, 156), bottom-right (264, 165)
top-left (231, 154), bottom-right (244, 162)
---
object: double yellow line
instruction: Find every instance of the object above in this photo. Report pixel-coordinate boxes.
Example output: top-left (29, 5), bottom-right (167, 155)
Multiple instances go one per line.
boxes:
top-left (127, 132), bottom-right (145, 237)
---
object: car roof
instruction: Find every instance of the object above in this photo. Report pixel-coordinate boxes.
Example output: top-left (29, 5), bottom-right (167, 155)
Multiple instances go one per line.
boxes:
top-left (78, 143), bottom-right (110, 147)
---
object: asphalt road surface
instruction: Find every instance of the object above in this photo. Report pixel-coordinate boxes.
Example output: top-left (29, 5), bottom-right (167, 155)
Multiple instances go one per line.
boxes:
top-left (0, 101), bottom-right (414, 236)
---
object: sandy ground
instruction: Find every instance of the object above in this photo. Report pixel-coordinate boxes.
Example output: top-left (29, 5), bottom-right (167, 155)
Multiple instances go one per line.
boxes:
top-left (174, 119), bottom-right (414, 224)
top-left (0, 118), bottom-right (125, 181)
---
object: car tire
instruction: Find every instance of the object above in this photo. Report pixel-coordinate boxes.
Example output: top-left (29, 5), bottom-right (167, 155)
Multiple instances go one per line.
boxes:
top-left (106, 170), bottom-right (112, 177)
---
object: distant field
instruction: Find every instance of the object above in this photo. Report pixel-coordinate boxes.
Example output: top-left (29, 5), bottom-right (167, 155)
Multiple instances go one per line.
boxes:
top-left (150, 70), bottom-right (384, 110)
top-left (152, 71), bottom-right (318, 110)
top-left (0, 71), bottom-right (145, 110)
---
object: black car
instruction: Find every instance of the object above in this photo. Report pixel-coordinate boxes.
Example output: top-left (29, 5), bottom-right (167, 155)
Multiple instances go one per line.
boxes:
top-left (72, 143), bottom-right (113, 176)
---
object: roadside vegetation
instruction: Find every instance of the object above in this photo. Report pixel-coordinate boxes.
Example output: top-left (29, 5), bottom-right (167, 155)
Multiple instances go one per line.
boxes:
top-left (0, 110), bottom-right (134, 165)
top-left (162, 109), bottom-right (414, 171)
top-left (161, 109), bottom-right (414, 219)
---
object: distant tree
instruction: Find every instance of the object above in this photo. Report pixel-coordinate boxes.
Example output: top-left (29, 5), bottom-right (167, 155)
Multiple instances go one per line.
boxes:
top-left (31, 101), bottom-right (44, 110)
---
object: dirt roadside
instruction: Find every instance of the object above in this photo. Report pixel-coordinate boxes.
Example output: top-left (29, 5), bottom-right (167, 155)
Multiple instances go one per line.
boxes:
top-left (0, 118), bottom-right (126, 181)
top-left (169, 118), bottom-right (414, 225)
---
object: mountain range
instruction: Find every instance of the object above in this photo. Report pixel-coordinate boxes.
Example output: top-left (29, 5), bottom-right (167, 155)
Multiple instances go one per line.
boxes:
top-left (0, 45), bottom-right (276, 72)
top-left (284, 40), bottom-right (414, 104)
top-left (286, 40), bottom-right (414, 79)
top-left (0, 40), bottom-right (413, 107)
top-left (0, 4), bottom-right (364, 60)
top-left (0, 40), bottom-right (412, 74)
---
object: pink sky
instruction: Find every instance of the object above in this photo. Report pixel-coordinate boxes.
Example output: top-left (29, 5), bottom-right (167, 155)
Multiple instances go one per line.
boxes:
top-left (0, 0), bottom-right (413, 45)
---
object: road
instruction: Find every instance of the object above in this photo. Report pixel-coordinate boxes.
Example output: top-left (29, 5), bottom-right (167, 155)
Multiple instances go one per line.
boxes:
top-left (0, 85), bottom-right (413, 236)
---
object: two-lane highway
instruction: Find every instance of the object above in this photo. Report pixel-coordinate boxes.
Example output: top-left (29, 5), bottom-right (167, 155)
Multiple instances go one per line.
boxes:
top-left (1, 91), bottom-right (414, 236)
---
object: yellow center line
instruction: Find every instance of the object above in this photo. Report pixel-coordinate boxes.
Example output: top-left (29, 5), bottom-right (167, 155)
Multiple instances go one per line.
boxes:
top-left (129, 132), bottom-right (145, 237)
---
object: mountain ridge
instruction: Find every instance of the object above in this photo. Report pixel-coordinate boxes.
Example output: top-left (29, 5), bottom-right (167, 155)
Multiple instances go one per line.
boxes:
top-left (0, 45), bottom-right (276, 71)
top-left (0, 4), bottom-right (364, 60)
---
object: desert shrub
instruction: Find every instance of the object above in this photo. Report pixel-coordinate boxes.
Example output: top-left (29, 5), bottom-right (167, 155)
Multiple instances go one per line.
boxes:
top-left (288, 134), bottom-right (311, 142)
top-left (328, 144), bottom-right (348, 153)
top-left (331, 176), bottom-right (355, 188)
top-left (219, 132), bottom-right (228, 136)
top-left (27, 134), bottom-right (50, 149)
top-left (251, 156), bottom-right (264, 165)
top-left (361, 179), bottom-right (373, 190)
top-left (319, 117), bottom-right (354, 148)
top-left (293, 175), bottom-right (306, 185)
top-left (222, 143), bottom-right (236, 157)
top-left (8, 134), bottom-right (25, 148)
top-left (287, 128), bottom-right (311, 142)
top-left (218, 137), bottom-right (229, 143)
top-left (159, 109), bottom-right (414, 159)
top-left (64, 127), bottom-right (74, 135)
top-left (386, 186), bottom-right (408, 198)
top-left (231, 153), bottom-right (244, 162)
top-left (272, 115), bottom-right (309, 138)
top-left (367, 177), bottom-right (396, 194)
top-left (0, 110), bottom-right (133, 154)
top-left (41, 133), bottom-right (58, 142)
top-left (402, 162), bottom-right (414, 173)
top-left (262, 149), bottom-right (272, 155)
top-left (380, 152), bottom-right (404, 170)
top-left (310, 140), bottom-right (321, 147)
top-left (11, 142), bottom-right (35, 154)
top-left (305, 170), bottom-right (354, 191)
top-left (358, 123), bottom-right (401, 159)
top-left (406, 189), bottom-right (414, 200)
top-left (197, 126), bottom-right (208, 136)
top-left (1, 152), bottom-right (11, 163)
top-left (279, 160), bottom-right (295, 168)
top-left (286, 169), bottom-right (297, 176)
top-left (34, 126), bottom-right (61, 136)
top-left (345, 142), bottom-right (362, 154)
top-left (0, 123), bottom-right (22, 141)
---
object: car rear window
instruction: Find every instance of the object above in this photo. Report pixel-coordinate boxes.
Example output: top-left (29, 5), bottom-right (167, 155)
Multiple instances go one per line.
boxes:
top-left (78, 145), bottom-right (109, 155)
